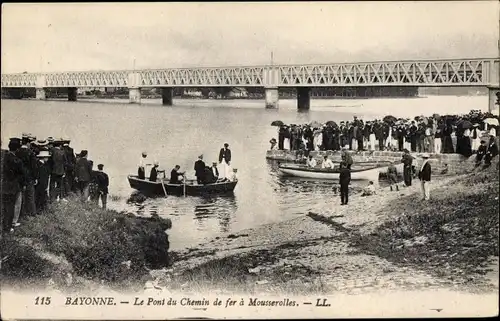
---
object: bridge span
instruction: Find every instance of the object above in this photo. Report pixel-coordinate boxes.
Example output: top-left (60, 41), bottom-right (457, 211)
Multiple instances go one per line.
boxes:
top-left (1, 57), bottom-right (499, 111)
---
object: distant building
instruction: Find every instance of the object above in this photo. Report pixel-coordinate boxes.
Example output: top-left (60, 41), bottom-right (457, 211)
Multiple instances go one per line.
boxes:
top-left (227, 87), bottom-right (248, 98)
top-left (183, 89), bottom-right (203, 97)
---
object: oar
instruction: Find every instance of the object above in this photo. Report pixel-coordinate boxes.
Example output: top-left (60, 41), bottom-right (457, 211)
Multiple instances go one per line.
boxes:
top-left (160, 177), bottom-right (168, 198)
top-left (183, 177), bottom-right (186, 197)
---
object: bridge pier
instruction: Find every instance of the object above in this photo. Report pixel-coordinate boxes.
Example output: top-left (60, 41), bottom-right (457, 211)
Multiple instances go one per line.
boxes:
top-left (129, 88), bottom-right (141, 104)
top-left (161, 87), bottom-right (173, 106)
top-left (36, 88), bottom-right (46, 100)
top-left (265, 87), bottom-right (279, 109)
top-left (297, 87), bottom-right (311, 110)
top-left (68, 87), bottom-right (77, 101)
top-left (488, 86), bottom-right (500, 115)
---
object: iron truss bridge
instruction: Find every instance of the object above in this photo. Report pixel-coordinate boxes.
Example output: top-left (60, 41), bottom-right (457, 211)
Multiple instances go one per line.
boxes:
top-left (2, 58), bottom-right (498, 88)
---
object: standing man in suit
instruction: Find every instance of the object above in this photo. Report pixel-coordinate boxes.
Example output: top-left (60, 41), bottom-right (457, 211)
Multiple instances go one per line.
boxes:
top-left (49, 142), bottom-right (67, 202)
top-left (95, 164), bottom-right (109, 209)
top-left (339, 162), bottom-right (351, 206)
top-left (219, 143), bottom-right (232, 179)
top-left (194, 155), bottom-right (206, 184)
top-left (75, 150), bottom-right (93, 201)
top-left (418, 153), bottom-right (432, 201)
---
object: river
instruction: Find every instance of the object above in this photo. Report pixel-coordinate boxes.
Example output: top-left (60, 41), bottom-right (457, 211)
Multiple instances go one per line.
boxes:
top-left (0, 95), bottom-right (488, 250)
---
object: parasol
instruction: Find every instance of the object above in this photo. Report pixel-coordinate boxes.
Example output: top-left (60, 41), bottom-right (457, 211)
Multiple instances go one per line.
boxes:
top-left (484, 118), bottom-right (499, 126)
top-left (457, 120), bottom-right (473, 129)
top-left (432, 113), bottom-right (441, 120)
top-left (271, 120), bottom-right (284, 127)
top-left (383, 115), bottom-right (398, 123)
top-left (310, 120), bottom-right (322, 128)
top-left (325, 120), bottom-right (337, 127)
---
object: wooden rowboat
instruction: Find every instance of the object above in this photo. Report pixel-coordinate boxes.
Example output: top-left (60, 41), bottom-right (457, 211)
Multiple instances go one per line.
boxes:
top-left (278, 162), bottom-right (404, 181)
top-left (127, 175), bottom-right (238, 197)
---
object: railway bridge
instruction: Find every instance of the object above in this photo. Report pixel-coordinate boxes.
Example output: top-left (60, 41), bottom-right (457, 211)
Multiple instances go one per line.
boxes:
top-left (1, 57), bottom-right (499, 112)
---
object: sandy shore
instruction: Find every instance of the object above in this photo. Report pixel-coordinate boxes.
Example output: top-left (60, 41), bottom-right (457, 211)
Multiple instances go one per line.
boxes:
top-left (160, 169), bottom-right (498, 295)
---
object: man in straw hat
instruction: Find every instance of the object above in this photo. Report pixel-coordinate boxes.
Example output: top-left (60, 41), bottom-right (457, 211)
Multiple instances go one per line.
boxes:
top-left (138, 151), bottom-right (151, 180)
top-left (417, 153), bottom-right (432, 201)
top-left (35, 150), bottom-right (51, 213)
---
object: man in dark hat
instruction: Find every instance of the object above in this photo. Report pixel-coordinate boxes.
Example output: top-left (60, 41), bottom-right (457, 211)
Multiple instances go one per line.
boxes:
top-left (62, 138), bottom-right (77, 194)
top-left (94, 164), bottom-right (109, 209)
top-left (34, 150), bottom-right (51, 213)
top-left (484, 135), bottom-right (499, 166)
top-left (339, 161), bottom-right (351, 206)
top-left (49, 141), bottom-right (67, 202)
top-left (475, 140), bottom-right (488, 167)
top-left (194, 154), bottom-right (206, 184)
top-left (16, 138), bottom-right (39, 219)
top-left (401, 149), bottom-right (414, 187)
top-left (1, 138), bottom-right (27, 232)
top-left (75, 150), bottom-right (92, 201)
top-left (219, 143), bottom-right (232, 179)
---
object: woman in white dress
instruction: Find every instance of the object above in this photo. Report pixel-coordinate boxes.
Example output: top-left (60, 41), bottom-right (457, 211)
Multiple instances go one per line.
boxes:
top-left (385, 126), bottom-right (393, 150)
top-left (313, 128), bottom-right (323, 151)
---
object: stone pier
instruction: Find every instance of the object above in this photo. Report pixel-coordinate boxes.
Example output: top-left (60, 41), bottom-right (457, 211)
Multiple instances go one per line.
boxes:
top-left (129, 88), bottom-right (141, 104)
top-left (265, 87), bottom-right (279, 109)
top-left (68, 87), bottom-right (78, 101)
top-left (36, 88), bottom-right (46, 100)
top-left (297, 87), bottom-right (311, 110)
top-left (161, 87), bottom-right (173, 106)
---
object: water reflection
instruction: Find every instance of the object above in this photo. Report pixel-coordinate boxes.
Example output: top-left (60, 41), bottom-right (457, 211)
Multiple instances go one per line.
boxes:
top-left (193, 194), bottom-right (237, 233)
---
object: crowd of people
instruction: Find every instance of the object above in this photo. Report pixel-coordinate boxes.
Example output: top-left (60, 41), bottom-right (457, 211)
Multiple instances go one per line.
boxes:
top-left (270, 110), bottom-right (499, 157)
top-left (1, 134), bottom-right (109, 233)
top-left (137, 143), bottom-right (238, 185)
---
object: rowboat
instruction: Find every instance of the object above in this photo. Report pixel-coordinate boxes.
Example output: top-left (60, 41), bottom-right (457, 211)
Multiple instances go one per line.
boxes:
top-left (127, 175), bottom-right (238, 197)
top-left (278, 162), bottom-right (404, 181)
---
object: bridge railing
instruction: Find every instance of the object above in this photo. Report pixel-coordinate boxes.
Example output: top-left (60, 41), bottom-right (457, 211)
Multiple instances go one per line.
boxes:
top-left (1, 58), bottom-right (498, 88)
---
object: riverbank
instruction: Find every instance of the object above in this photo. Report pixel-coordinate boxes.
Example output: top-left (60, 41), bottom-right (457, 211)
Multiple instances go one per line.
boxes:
top-left (158, 159), bottom-right (498, 295)
top-left (1, 198), bottom-right (172, 291)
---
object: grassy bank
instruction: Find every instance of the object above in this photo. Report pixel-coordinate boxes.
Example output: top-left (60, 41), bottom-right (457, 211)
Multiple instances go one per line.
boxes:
top-left (1, 199), bottom-right (172, 290)
top-left (349, 160), bottom-right (499, 286)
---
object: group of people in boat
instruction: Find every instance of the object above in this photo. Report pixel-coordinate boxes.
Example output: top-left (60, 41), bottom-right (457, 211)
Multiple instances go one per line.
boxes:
top-left (270, 110), bottom-right (499, 157)
top-left (1, 133), bottom-right (109, 233)
top-left (137, 143), bottom-right (238, 185)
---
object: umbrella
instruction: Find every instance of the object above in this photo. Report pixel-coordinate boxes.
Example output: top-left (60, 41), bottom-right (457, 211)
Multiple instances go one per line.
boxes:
top-left (457, 120), bottom-right (473, 129)
top-left (432, 113), bottom-right (441, 120)
top-left (484, 118), bottom-right (499, 126)
top-left (325, 120), bottom-right (337, 127)
top-left (310, 120), bottom-right (322, 128)
top-left (383, 115), bottom-right (397, 123)
top-left (271, 120), bottom-right (284, 127)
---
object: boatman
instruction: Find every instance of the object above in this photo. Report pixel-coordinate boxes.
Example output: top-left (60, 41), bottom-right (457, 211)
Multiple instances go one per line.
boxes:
top-left (211, 162), bottom-right (219, 180)
top-left (138, 152), bottom-right (151, 180)
top-left (170, 165), bottom-right (184, 184)
top-left (321, 155), bottom-right (334, 169)
top-left (194, 155), bottom-right (206, 184)
top-left (306, 155), bottom-right (317, 168)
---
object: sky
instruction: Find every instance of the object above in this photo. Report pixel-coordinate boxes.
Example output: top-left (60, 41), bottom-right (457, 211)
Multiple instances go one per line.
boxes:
top-left (1, 1), bottom-right (499, 73)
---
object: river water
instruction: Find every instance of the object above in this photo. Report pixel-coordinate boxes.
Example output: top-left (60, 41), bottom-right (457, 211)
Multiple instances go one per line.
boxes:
top-left (0, 95), bottom-right (487, 250)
